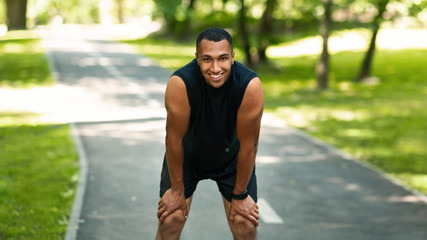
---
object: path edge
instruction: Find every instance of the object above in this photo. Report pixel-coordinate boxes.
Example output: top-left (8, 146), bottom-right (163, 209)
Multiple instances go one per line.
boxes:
top-left (42, 39), bottom-right (88, 240)
top-left (263, 113), bottom-right (427, 204)
top-left (65, 123), bottom-right (88, 240)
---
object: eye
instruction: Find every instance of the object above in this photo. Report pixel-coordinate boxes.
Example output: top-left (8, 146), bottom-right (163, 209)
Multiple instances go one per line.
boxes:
top-left (220, 56), bottom-right (229, 61)
top-left (202, 58), bottom-right (211, 62)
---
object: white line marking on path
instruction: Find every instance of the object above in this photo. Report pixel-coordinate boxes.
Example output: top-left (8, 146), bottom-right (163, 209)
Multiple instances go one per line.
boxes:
top-left (258, 198), bottom-right (284, 224)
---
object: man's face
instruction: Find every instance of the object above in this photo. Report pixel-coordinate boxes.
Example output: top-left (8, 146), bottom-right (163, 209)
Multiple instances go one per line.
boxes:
top-left (195, 39), bottom-right (235, 88)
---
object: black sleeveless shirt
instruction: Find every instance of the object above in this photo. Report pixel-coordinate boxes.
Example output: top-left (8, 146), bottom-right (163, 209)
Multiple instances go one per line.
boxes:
top-left (172, 58), bottom-right (258, 177)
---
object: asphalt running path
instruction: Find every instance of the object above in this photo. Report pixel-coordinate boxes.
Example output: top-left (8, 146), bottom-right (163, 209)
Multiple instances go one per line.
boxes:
top-left (40, 25), bottom-right (427, 240)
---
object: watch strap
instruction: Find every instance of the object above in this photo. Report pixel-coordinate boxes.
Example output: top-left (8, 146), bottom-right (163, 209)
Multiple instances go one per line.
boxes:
top-left (230, 189), bottom-right (249, 200)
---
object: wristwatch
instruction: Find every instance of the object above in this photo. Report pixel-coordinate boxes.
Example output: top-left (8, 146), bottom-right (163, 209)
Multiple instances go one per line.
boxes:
top-left (230, 189), bottom-right (249, 200)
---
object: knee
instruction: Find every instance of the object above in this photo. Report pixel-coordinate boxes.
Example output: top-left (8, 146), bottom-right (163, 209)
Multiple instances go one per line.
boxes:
top-left (163, 209), bottom-right (187, 226)
top-left (158, 209), bottom-right (187, 235)
top-left (231, 214), bottom-right (257, 238)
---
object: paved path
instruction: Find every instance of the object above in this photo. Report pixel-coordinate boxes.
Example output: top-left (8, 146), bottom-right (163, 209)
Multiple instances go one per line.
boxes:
top-left (40, 25), bottom-right (427, 240)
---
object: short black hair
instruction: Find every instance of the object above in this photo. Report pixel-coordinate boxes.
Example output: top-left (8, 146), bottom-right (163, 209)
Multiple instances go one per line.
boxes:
top-left (196, 28), bottom-right (233, 53)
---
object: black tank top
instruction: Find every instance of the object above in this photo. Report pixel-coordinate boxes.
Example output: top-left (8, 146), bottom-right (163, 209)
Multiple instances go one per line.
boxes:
top-left (172, 58), bottom-right (258, 177)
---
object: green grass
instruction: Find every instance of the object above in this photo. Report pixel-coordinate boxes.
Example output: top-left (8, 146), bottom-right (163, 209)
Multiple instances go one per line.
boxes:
top-left (0, 31), bottom-right (78, 239)
top-left (263, 49), bottom-right (427, 195)
top-left (0, 30), bottom-right (53, 87)
top-left (123, 32), bottom-right (427, 196)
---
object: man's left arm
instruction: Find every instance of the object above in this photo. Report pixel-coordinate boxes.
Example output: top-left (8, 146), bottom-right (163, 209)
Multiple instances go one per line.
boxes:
top-left (229, 77), bottom-right (264, 226)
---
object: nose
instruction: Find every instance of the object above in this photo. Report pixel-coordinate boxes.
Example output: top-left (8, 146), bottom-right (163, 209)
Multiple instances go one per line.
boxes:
top-left (211, 60), bottom-right (220, 73)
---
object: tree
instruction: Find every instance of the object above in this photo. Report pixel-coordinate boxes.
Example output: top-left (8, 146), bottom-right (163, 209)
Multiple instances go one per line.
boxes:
top-left (181, 0), bottom-right (196, 37)
top-left (355, 0), bottom-right (390, 82)
top-left (116, 0), bottom-right (124, 24)
top-left (316, 0), bottom-right (332, 90)
top-left (257, 0), bottom-right (277, 64)
top-left (153, 0), bottom-right (187, 36)
top-left (238, 0), bottom-right (254, 69)
top-left (6, 0), bottom-right (27, 30)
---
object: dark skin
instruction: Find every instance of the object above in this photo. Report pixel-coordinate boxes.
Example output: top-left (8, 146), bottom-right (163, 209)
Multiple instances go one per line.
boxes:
top-left (157, 39), bottom-right (263, 239)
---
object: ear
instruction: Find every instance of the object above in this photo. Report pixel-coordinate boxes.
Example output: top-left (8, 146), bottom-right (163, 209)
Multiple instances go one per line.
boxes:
top-left (195, 52), bottom-right (199, 64)
top-left (231, 51), bottom-right (235, 64)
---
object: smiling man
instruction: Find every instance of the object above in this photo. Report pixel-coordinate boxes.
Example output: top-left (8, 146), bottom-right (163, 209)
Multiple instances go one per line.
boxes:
top-left (156, 28), bottom-right (264, 240)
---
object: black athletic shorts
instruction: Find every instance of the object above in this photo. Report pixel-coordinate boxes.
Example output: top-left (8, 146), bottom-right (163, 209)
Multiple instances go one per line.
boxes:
top-left (159, 157), bottom-right (257, 202)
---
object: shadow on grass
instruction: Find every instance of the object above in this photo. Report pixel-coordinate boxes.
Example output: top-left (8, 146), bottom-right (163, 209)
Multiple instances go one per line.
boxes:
top-left (261, 48), bottom-right (427, 181)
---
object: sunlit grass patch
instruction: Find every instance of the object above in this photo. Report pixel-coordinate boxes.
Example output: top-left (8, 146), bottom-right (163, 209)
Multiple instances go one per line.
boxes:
top-left (263, 47), bottom-right (427, 194)
top-left (0, 112), bottom-right (79, 239)
top-left (391, 174), bottom-right (427, 194)
top-left (0, 31), bottom-right (52, 88)
top-left (0, 31), bottom-right (78, 239)
top-left (233, 42), bottom-right (427, 195)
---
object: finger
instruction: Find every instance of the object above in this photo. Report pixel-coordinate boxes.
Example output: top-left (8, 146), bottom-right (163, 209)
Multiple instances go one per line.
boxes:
top-left (159, 210), bottom-right (170, 223)
top-left (240, 213), bottom-right (260, 226)
top-left (183, 208), bottom-right (188, 219)
top-left (247, 211), bottom-right (260, 221)
top-left (157, 207), bottom-right (166, 219)
top-left (250, 215), bottom-right (260, 226)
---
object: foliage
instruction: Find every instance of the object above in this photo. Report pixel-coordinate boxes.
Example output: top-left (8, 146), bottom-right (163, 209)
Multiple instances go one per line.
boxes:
top-left (124, 29), bottom-right (427, 195)
top-left (0, 31), bottom-right (78, 239)
top-left (28, 0), bottom-right (100, 25)
top-left (152, 0), bottom-right (182, 31)
top-left (0, 0), bottom-right (5, 24)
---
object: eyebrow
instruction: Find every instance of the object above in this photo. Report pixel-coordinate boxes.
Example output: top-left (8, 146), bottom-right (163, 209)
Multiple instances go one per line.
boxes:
top-left (200, 53), bottom-right (230, 58)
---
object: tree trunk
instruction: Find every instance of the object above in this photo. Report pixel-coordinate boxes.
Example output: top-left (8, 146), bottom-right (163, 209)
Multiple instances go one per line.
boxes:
top-left (316, 0), bottom-right (332, 90)
top-left (238, 0), bottom-right (254, 69)
top-left (6, 0), bottom-right (28, 30)
top-left (116, 0), bottom-right (124, 24)
top-left (257, 0), bottom-right (277, 63)
top-left (189, 0), bottom-right (196, 9)
top-left (357, 26), bottom-right (379, 81)
top-left (181, 0), bottom-right (196, 38)
top-left (355, 0), bottom-right (390, 82)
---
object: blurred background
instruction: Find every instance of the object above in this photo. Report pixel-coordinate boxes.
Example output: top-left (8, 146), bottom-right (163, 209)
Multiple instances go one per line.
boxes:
top-left (1, 0), bottom-right (427, 81)
top-left (1, 0), bottom-right (427, 62)
top-left (1, 0), bottom-right (427, 239)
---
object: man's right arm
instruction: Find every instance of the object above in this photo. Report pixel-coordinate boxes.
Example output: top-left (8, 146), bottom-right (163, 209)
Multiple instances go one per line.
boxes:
top-left (157, 75), bottom-right (191, 223)
top-left (165, 75), bottom-right (190, 193)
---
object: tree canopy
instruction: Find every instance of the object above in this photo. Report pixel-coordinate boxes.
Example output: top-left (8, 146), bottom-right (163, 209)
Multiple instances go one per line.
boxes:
top-left (1, 0), bottom-right (426, 89)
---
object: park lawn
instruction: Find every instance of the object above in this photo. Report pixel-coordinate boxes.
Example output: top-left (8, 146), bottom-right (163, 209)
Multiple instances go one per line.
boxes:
top-left (262, 48), bottom-right (427, 195)
top-left (123, 30), bottom-right (427, 196)
top-left (0, 30), bottom-right (52, 87)
top-left (0, 31), bottom-right (79, 239)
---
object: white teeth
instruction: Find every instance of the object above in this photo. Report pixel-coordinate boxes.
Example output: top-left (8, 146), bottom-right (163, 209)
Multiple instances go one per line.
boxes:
top-left (211, 74), bottom-right (221, 78)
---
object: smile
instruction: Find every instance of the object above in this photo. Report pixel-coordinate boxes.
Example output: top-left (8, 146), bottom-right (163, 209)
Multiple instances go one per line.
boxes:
top-left (210, 73), bottom-right (223, 80)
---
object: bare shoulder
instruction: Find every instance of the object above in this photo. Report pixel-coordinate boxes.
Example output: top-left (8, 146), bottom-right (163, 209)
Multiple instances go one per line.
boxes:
top-left (165, 75), bottom-right (190, 121)
top-left (165, 75), bottom-right (190, 112)
top-left (165, 75), bottom-right (186, 97)
top-left (240, 77), bottom-right (264, 111)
